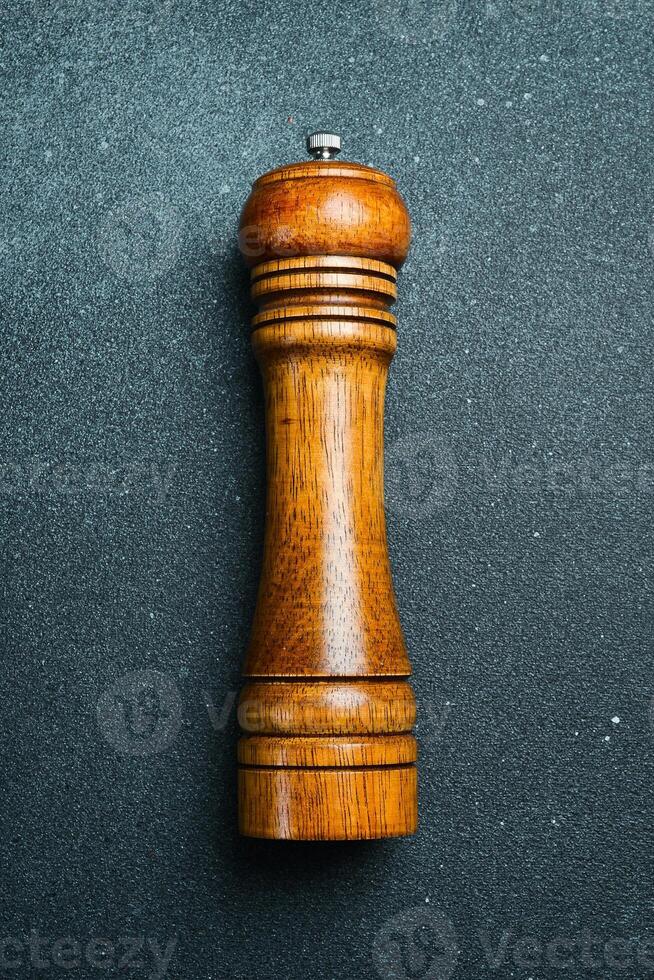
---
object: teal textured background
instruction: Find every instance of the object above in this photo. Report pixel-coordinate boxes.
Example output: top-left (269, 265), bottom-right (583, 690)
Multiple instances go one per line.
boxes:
top-left (1, 1), bottom-right (653, 977)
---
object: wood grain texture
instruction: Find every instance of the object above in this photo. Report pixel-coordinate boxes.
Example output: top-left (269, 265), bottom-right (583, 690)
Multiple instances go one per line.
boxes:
top-left (238, 766), bottom-right (417, 841)
top-left (238, 161), bottom-right (411, 268)
top-left (238, 680), bottom-right (416, 734)
top-left (237, 157), bottom-right (416, 840)
top-left (237, 734), bottom-right (417, 768)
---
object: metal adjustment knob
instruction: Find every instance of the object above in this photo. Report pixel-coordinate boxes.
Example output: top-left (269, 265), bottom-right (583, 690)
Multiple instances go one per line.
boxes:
top-left (306, 131), bottom-right (342, 160)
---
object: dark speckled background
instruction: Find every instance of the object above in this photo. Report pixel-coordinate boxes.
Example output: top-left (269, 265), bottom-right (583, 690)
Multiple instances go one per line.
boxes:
top-left (1, 1), bottom-right (653, 978)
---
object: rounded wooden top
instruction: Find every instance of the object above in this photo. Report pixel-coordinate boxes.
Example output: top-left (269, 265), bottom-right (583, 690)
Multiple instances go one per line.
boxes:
top-left (238, 159), bottom-right (411, 269)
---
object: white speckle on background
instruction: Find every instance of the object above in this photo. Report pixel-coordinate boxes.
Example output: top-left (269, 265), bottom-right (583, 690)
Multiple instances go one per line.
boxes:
top-left (476, 98), bottom-right (486, 106)
top-left (611, 716), bottom-right (620, 724)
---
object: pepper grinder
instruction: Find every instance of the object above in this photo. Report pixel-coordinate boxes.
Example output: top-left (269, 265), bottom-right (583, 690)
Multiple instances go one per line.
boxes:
top-left (236, 132), bottom-right (416, 840)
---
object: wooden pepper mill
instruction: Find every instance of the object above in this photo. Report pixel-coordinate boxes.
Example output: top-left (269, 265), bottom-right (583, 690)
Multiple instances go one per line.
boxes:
top-left (236, 132), bottom-right (416, 840)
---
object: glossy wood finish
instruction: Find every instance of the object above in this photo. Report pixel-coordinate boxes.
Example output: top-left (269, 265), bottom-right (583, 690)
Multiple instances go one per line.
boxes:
top-left (238, 162), bottom-right (411, 269)
top-left (238, 680), bottom-right (416, 734)
top-left (238, 766), bottom-right (417, 841)
top-left (237, 156), bottom-right (416, 840)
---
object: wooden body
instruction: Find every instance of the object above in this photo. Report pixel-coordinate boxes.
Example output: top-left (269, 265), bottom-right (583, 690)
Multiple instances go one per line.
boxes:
top-left (237, 160), bottom-right (416, 839)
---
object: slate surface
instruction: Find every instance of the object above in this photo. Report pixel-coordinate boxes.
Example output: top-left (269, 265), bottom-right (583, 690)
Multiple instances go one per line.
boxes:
top-left (1, 1), bottom-right (653, 978)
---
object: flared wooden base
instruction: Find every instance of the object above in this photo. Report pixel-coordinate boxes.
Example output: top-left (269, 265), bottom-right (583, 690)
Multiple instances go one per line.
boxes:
top-left (238, 764), bottom-right (417, 841)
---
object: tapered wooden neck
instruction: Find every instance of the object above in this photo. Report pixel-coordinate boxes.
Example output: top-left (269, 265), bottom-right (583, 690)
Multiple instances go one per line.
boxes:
top-left (236, 146), bottom-right (416, 840)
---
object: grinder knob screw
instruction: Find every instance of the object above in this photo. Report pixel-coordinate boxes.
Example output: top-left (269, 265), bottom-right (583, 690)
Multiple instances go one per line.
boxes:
top-left (306, 131), bottom-right (342, 159)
